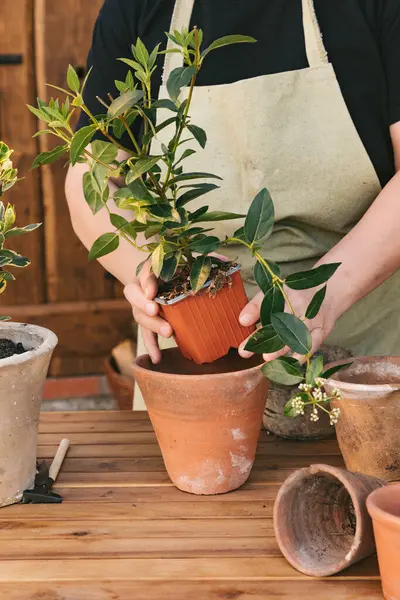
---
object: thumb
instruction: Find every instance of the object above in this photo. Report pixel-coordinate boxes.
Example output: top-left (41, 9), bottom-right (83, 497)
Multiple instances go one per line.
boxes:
top-left (239, 291), bottom-right (263, 327)
top-left (139, 260), bottom-right (158, 300)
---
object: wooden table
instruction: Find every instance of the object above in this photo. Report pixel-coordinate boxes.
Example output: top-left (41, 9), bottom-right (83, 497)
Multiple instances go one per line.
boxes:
top-left (0, 411), bottom-right (382, 599)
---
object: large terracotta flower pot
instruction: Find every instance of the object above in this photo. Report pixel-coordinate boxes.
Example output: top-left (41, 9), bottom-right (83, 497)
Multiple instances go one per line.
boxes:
top-left (274, 464), bottom-right (385, 576)
top-left (132, 348), bottom-right (269, 495)
top-left (0, 323), bottom-right (58, 507)
top-left (155, 267), bottom-right (255, 365)
top-left (367, 484), bottom-right (400, 600)
top-left (324, 357), bottom-right (400, 481)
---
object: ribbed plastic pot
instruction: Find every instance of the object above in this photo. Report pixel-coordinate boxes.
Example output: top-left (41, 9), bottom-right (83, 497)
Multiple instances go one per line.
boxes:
top-left (132, 348), bottom-right (269, 495)
top-left (155, 267), bottom-right (255, 364)
top-left (324, 357), bottom-right (400, 481)
top-left (0, 323), bottom-right (58, 507)
top-left (274, 464), bottom-right (385, 576)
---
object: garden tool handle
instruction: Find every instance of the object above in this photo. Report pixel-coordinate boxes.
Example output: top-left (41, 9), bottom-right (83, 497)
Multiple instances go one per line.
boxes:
top-left (49, 439), bottom-right (70, 482)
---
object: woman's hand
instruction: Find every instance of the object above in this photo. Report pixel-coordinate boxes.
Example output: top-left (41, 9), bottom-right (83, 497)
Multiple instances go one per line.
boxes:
top-left (124, 260), bottom-right (173, 364)
top-left (238, 286), bottom-right (337, 362)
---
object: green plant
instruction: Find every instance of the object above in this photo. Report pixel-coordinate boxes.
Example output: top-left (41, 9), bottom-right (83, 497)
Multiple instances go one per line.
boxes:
top-left (0, 142), bottom-right (41, 317)
top-left (29, 27), bottom-right (348, 421)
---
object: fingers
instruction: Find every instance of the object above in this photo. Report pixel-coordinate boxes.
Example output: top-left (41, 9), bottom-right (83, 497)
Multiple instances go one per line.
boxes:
top-left (239, 292), bottom-right (263, 327)
top-left (262, 346), bottom-right (290, 363)
top-left (133, 309), bottom-right (173, 339)
top-left (142, 329), bottom-right (162, 364)
top-left (139, 260), bottom-right (158, 300)
top-left (124, 281), bottom-right (159, 317)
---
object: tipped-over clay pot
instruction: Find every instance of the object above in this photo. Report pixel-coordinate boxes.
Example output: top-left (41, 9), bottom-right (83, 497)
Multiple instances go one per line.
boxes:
top-left (132, 348), bottom-right (269, 495)
top-left (325, 357), bottom-right (400, 481)
top-left (274, 464), bottom-right (385, 576)
top-left (367, 484), bottom-right (400, 600)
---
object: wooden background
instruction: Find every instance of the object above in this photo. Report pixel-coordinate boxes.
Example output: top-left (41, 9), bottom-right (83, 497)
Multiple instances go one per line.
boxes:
top-left (0, 0), bottom-right (133, 376)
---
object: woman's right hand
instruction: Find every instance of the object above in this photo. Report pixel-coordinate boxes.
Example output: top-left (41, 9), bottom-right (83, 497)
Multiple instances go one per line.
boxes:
top-left (124, 261), bottom-right (173, 364)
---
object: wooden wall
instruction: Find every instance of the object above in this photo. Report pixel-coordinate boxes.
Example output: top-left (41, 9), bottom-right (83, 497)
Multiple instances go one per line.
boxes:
top-left (0, 0), bottom-right (133, 376)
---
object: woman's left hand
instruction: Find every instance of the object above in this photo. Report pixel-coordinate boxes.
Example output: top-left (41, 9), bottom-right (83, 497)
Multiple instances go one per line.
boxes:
top-left (238, 286), bottom-right (337, 362)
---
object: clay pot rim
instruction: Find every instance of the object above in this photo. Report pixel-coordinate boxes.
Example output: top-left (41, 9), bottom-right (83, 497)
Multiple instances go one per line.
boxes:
top-left (273, 463), bottom-right (365, 577)
top-left (0, 322), bottom-right (58, 367)
top-left (133, 348), bottom-right (263, 381)
top-left (367, 483), bottom-right (400, 528)
top-left (325, 357), bottom-right (400, 394)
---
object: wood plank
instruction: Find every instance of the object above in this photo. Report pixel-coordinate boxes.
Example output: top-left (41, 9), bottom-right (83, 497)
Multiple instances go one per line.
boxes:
top-left (38, 432), bottom-right (158, 446)
top-left (0, 580), bottom-right (385, 600)
top-left (40, 411), bottom-right (149, 422)
top-left (0, 556), bottom-right (380, 582)
top-left (38, 420), bottom-right (154, 434)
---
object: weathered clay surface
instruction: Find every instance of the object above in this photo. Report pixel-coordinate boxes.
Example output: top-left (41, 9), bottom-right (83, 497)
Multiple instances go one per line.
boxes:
top-left (0, 323), bottom-right (57, 507)
top-left (133, 348), bottom-right (269, 495)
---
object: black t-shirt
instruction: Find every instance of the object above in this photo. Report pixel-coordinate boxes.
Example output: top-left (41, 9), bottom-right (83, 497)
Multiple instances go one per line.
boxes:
top-left (77, 0), bottom-right (400, 187)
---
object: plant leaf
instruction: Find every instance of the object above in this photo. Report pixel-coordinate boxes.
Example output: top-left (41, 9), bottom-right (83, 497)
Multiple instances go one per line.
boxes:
top-left (260, 285), bottom-right (285, 326)
top-left (67, 64), bottom-right (80, 93)
top-left (189, 236), bottom-right (220, 254)
top-left (107, 90), bottom-right (144, 118)
top-left (322, 362), bottom-right (353, 380)
top-left (193, 211), bottom-right (245, 222)
top-left (32, 145), bottom-right (66, 169)
top-left (190, 255), bottom-right (212, 293)
top-left (91, 140), bottom-right (118, 164)
top-left (160, 254), bottom-right (180, 282)
top-left (166, 65), bottom-right (196, 103)
top-left (152, 99), bottom-right (179, 112)
top-left (176, 184), bottom-right (219, 207)
top-left (262, 357), bottom-right (304, 386)
top-left (70, 125), bottom-right (97, 166)
top-left (271, 312), bottom-right (312, 356)
top-left (126, 156), bottom-right (162, 184)
top-left (201, 35), bottom-right (257, 59)
top-left (244, 188), bottom-right (274, 244)
top-left (169, 172), bottom-right (222, 186)
top-left (286, 263), bottom-right (341, 290)
top-left (5, 223), bottom-right (41, 238)
top-left (88, 233), bottom-right (119, 260)
top-left (305, 285), bottom-right (327, 319)
top-left (187, 124), bottom-right (207, 149)
top-left (306, 354), bottom-right (324, 385)
top-left (83, 172), bottom-right (108, 214)
top-left (284, 392), bottom-right (309, 418)
top-left (151, 243), bottom-right (165, 278)
top-left (110, 214), bottom-right (128, 230)
top-left (244, 325), bottom-right (285, 354)
top-left (254, 260), bottom-right (281, 293)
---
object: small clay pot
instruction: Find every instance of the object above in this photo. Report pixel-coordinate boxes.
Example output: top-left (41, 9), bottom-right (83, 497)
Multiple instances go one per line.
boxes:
top-left (263, 345), bottom-right (352, 440)
top-left (274, 464), bottom-right (385, 576)
top-left (367, 484), bottom-right (400, 600)
top-left (103, 357), bottom-right (134, 411)
top-left (155, 267), bottom-right (255, 365)
top-left (324, 357), bottom-right (400, 481)
top-left (132, 348), bottom-right (269, 495)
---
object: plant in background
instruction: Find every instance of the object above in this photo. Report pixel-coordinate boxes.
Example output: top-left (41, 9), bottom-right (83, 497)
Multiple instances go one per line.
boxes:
top-left (0, 142), bottom-right (41, 317)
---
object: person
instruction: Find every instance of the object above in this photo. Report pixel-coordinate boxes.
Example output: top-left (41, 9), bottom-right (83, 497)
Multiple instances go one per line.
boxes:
top-left (66, 0), bottom-right (400, 372)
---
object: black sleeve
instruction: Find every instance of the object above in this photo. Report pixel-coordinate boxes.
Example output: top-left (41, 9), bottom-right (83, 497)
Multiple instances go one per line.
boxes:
top-left (380, 0), bottom-right (400, 124)
top-left (75, 0), bottom-right (140, 149)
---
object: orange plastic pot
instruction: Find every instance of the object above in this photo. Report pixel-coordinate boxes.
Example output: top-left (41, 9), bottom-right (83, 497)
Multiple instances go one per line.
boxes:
top-left (155, 267), bottom-right (255, 364)
top-left (132, 348), bottom-right (269, 495)
top-left (367, 484), bottom-right (400, 600)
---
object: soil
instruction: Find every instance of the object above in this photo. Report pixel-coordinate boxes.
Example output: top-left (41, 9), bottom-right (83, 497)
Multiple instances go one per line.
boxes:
top-left (0, 338), bottom-right (26, 360)
top-left (158, 259), bottom-right (235, 301)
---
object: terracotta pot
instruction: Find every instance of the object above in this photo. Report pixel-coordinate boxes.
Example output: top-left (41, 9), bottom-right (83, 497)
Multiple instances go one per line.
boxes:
top-left (263, 345), bottom-right (352, 440)
top-left (274, 464), bottom-right (385, 576)
top-left (0, 323), bottom-right (58, 507)
top-left (103, 357), bottom-right (134, 411)
top-left (132, 348), bottom-right (269, 495)
top-left (367, 484), bottom-right (400, 600)
top-left (324, 357), bottom-right (400, 481)
top-left (155, 267), bottom-right (255, 365)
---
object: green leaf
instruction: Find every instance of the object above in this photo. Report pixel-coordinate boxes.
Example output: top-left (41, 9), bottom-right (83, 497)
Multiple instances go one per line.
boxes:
top-left (0, 250), bottom-right (31, 268)
top-left (91, 141), bottom-right (118, 164)
top-left (284, 392), bottom-right (309, 418)
top-left (136, 260), bottom-right (146, 277)
top-left (189, 236), bottom-right (220, 254)
top-left (110, 214), bottom-right (129, 230)
top-left (305, 286), bottom-right (327, 320)
top-left (0, 316), bottom-right (11, 321)
top-left (126, 156), bottom-right (162, 184)
top-left (262, 357), bottom-right (304, 386)
top-left (244, 325), bottom-right (285, 354)
top-left (193, 211), bottom-right (245, 223)
top-left (32, 145), bottom-right (66, 169)
top-left (285, 263), bottom-right (341, 290)
top-left (67, 65), bottom-right (80, 93)
top-left (107, 90), bottom-right (144, 118)
top-left (70, 125), bottom-right (97, 166)
top-left (160, 254), bottom-right (180, 282)
top-left (166, 66), bottom-right (196, 103)
top-left (244, 188), bottom-right (274, 245)
top-left (83, 172), bottom-right (108, 214)
top-left (151, 243), bottom-right (165, 278)
top-left (201, 35), bottom-right (257, 59)
top-left (271, 313), bottom-right (312, 356)
top-left (169, 172), bottom-right (222, 186)
top-left (306, 355), bottom-right (324, 386)
top-left (260, 286), bottom-right (285, 326)
top-left (88, 233), bottom-right (119, 260)
top-left (190, 256), bottom-right (212, 293)
top-left (187, 125), bottom-right (207, 149)
top-left (189, 206), bottom-right (209, 221)
top-left (127, 179), bottom-right (153, 201)
top-left (152, 99), bottom-right (179, 112)
top-left (254, 260), bottom-right (281, 293)
top-left (322, 362), bottom-right (353, 380)
top-left (176, 184), bottom-right (219, 207)
top-left (5, 223), bottom-right (41, 238)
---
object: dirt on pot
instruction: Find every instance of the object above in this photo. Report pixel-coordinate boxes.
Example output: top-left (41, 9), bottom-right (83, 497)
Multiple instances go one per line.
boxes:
top-left (157, 260), bottom-right (235, 301)
top-left (0, 339), bottom-right (27, 360)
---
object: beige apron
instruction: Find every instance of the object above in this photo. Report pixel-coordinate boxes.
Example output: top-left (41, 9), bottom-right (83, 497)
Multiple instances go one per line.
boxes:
top-left (134, 0), bottom-right (400, 409)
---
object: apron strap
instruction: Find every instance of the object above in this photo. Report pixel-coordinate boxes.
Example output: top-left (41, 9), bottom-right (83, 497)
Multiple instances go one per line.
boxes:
top-left (162, 0), bottom-right (195, 86)
top-left (302, 0), bottom-right (329, 66)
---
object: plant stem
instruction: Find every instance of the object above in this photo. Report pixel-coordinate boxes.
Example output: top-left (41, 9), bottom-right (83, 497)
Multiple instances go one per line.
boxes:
top-left (80, 104), bottom-right (133, 154)
top-left (121, 117), bottom-right (141, 154)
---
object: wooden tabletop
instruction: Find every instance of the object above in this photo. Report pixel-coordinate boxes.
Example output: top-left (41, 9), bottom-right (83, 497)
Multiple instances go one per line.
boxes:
top-left (0, 411), bottom-right (382, 599)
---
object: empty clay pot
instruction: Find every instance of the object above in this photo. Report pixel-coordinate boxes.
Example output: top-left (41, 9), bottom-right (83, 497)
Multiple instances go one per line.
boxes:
top-left (0, 323), bottom-right (58, 507)
top-left (367, 484), bottom-right (400, 600)
top-left (274, 464), bottom-right (385, 576)
top-left (324, 357), bottom-right (400, 481)
top-left (155, 267), bottom-right (255, 365)
top-left (132, 348), bottom-right (269, 495)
